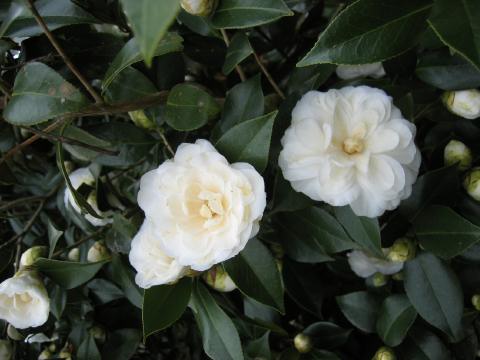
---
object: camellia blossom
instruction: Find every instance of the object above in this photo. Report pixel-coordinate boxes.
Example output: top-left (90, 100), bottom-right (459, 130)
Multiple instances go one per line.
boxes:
top-left (443, 89), bottom-right (480, 120)
top-left (279, 86), bottom-right (420, 218)
top-left (180, 0), bottom-right (217, 16)
top-left (0, 271), bottom-right (50, 329)
top-left (347, 250), bottom-right (403, 278)
top-left (336, 63), bottom-right (386, 80)
top-left (130, 139), bottom-right (266, 287)
top-left (64, 167), bottom-right (112, 227)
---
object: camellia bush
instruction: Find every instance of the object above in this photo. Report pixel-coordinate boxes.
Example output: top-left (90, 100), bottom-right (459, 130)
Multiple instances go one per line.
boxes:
top-left (1, 0), bottom-right (480, 359)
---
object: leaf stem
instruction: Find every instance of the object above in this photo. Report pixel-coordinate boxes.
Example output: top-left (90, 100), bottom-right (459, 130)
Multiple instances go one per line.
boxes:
top-left (220, 29), bottom-right (247, 82)
top-left (252, 51), bottom-right (285, 100)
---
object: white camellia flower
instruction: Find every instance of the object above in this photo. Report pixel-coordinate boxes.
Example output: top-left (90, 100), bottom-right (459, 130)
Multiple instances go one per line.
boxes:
top-left (347, 250), bottom-right (403, 278)
top-left (64, 167), bottom-right (111, 227)
top-left (181, 0), bottom-right (217, 16)
top-left (0, 271), bottom-right (50, 329)
top-left (336, 63), bottom-right (386, 80)
top-left (136, 139), bottom-right (266, 273)
top-left (279, 86), bottom-right (420, 218)
top-left (129, 221), bottom-right (187, 289)
top-left (443, 89), bottom-right (480, 120)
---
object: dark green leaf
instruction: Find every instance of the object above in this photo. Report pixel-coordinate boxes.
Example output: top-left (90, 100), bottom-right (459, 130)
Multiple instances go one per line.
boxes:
top-left (306, 350), bottom-right (341, 360)
top-left (298, 0), bottom-right (433, 66)
top-left (245, 332), bottom-right (271, 360)
top-left (287, 64), bottom-right (335, 95)
top-left (49, 284), bottom-right (67, 320)
top-left (104, 66), bottom-right (157, 103)
top-left (222, 32), bottom-right (253, 75)
top-left (105, 213), bottom-right (137, 254)
top-left (271, 173), bottom-right (313, 214)
top-left (87, 279), bottom-right (124, 304)
top-left (400, 326), bottom-right (451, 360)
top-left (304, 322), bottom-right (352, 349)
top-left (77, 333), bottom-right (101, 360)
top-left (109, 255), bottom-right (143, 308)
top-left (102, 329), bottom-right (142, 360)
top-left (336, 291), bottom-right (382, 333)
top-left (143, 278), bottom-right (192, 340)
top-left (223, 238), bottom-right (284, 312)
top-left (46, 217), bottom-right (63, 258)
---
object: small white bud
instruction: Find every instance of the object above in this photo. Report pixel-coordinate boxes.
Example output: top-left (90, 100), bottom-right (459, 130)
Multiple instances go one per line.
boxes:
top-left (387, 238), bottom-right (416, 263)
top-left (6, 325), bottom-right (23, 341)
top-left (0, 340), bottom-right (12, 360)
top-left (181, 0), bottom-right (217, 16)
top-left (203, 265), bottom-right (236, 292)
top-left (472, 294), bottom-right (480, 311)
top-left (372, 346), bottom-right (396, 360)
top-left (128, 110), bottom-right (156, 130)
top-left (87, 241), bottom-right (111, 263)
top-left (464, 167), bottom-right (480, 201)
top-left (293, 333), bottom-right (313, 354)
top-left (444, 140), bottom-right (472, 171)
top-left (443, 89), bottom-right (480, 120)
top-left (19, 246), bottom-right (47, 268)
top-left (38, 349), bottom-right (52, 360)
top-left (58, 350), bottom-right (72, 359)
top-left (67, 248), bottom-right (80, 262)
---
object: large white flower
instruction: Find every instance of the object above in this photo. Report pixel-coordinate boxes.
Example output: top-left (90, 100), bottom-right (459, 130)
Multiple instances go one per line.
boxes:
top-left (136, 139), bottom-right (266, 272)
top-left (347, 250), bottom-right (403, 278)
top-left (336, 63), bottom-right (386, 80)
top-left (279, 86), bottom-right (420, 218)
top-left (64, 167), bottom-right (111, 227)
top-left (129, 221), bottom-right (187, 289)
top-left (0, 271), bottom-right (50, 329)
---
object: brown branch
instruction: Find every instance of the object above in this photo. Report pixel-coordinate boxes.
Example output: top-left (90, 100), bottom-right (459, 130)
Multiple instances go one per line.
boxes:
top-left (220, 29), bottom-right (246, 82)
top-left (252, 52), bottom-right (285, 100)
top-left (26, 0), bottom-right (104, 104)
top-left (52, 227), bottom-right (107, 258)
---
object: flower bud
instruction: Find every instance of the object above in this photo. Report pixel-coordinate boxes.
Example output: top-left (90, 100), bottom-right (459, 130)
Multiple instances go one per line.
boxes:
top-left (7, 325), bottom-right (23, 341)
top-left (67, 248), bottom-right (80, 262)
top-left (90, 325), bottom-right (106, 343)
top-left (443, 89), bottom-right (480, 120)
top-left (387, 238), bottom-right (416, 263)
top-left (128, 110), bottom-right (156, 130)
top-left (87, 241), bottom-right (111, 262)
top-left (444, 140), bottom-right (472, 171)
top-left (464, 167), bottom-right (480, 201)
top-left (203, 265), bottom-right (236, 292)
top-left (48, 343), bottom-right (56, 353)
top-left (293, 333), bottom-right (313, 354)
top-left (392, 272), bottom-right (404, 281)
top-left (0, 340), bottom-right (12, 360)
top-left (472, 294), bottom-right (480, 311)
top-left (372, 272), bottom-right (388, 287)
top-left (372, 346), bottom-right (396, 360)
top-left (38, 350), bottom-right (52, 360)
top-left (181, 0), bottom-right (217, 16)
top-left (19, 246), bottom-right (47, 268)
top-left (58, 350), bottom-right (72, 360)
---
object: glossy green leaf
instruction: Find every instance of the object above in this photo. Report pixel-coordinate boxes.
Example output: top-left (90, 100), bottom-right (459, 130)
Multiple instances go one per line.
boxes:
top-left (223, 238), bottom-right (284, 312)
top-left (428, 0), bottom-right (480, 70)
top-left (102, 33), bottom-right (183, 90)
top-left (271, 173), bottom-right (313, 214)
top-left (166, 83), bottom-right (220, 131)
top-left (245, 332), bottom-right (271, 359)
top-left (87, 279), bottom-right (124, 304)
top-left (109, 255), bottom-right (143, 308)
top-left (4, 62), bottom-right (90, 125)
top-left (414, 205), bottom-right (480, 259)
top-left (223, 32), bottom-right (253, 75)
top-left (190, 282), bottom-right (244, 360)
top-left (212, 0), bottom-right (293, 29)
top-left (400, 326), bottom-right (451, 360)
top-left (34, 258), bottom-right (107, 289)
top-left (216, 111), bottom-right (276, 173)
top-left (104, 66), bottom-right (157, 103)
top-left (376, 294), bottom-right (417, 347)
top-left (404, 252), bottom-right (463, 340)
top-left (46, 217), bottom-right (63, 258)
top-left (119, 0), bottom-right (181, 66)
top-left (287, 64), bottom-right (335, 95)
top-left (143, 278), bottom-right (192, 340)
top-left (304, 322), bottom-right (352, 349)
top-left (298, 0), bottom-right (433, 66)
top-left (60, 125), bottom-right (114, 163)
top-left (307, 350), bottom-right (341, 360)
top-left (77, 333), bottom-right (101, 360)
top-left (49, 284), bottom-right (67, 320)
top-left (105, 213), bottom-right (137, 254)
top-left (334, 206), bottom-right (383, 258)
top-left (336, 291), bottom-right (382, 333)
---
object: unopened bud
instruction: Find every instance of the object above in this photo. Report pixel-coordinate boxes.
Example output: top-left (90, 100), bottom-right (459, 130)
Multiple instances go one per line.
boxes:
top-left (392, 272), bottom-right (404, 281)
top-left (0, 340), bottom-right (12, 360)
top-left (67, 248), bottom-right (80, 262)
top-left (372, 346), bottom-right (396, 360)
top-left (203, 265), bottom-right (236, 292)
top-left (87, 241), bottom-right (110, 262)
top-left (7, 325), bottom-right (23, 341)
top-left (90, 325), bottom-right (106, 344)
top-left (372, 272), bottom-right (388, 287)
top-left (20, 246), bottom-right (47, 268)
top-left (387, 238), bottom-right (416, 263)
top-left (48, 343), bottom-right (56, 353)
top-left (464, 167), bottom-right (480, 201)
top-left (128, 110), bottom-right (156, 130)
top-left (443, 89), bottom-right (480, 120)
top-left (181, 0), bottom-right (217, 16)
top-left (444, 140), bottom-right (472, 171)
top-left (38, 350), bottom-right (52, 360)
top-left (58, 350), bottom-right (72, 360)
top-left (472, 294), bottom-right (480, 311)
top-left (293, 333), bottom-right (313, 354)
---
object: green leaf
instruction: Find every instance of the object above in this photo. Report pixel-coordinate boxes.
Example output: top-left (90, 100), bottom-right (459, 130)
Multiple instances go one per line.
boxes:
top-left (336, 291), bottom-right (382, 333)
top-left (109, 254), bottom-right (143, 308)
top-left (46, 217), bottom-right (63, 258)
top-left (404, 252), bottom-right (463, 340)
top-left (104, 66), bottom-right (157, 103)
top-left (34, 258), bottom-right (107, 289)
top-left (287, 64), bottom-right (335, 95)
top-left (271, 173), bottom-right (313, 214)
top-left (4, 62), bottom-right (90, 125)
top-left (143, 278), bottom-right (192, 340)
top-left (105, 213), bottom-right (137, 254)
top-left (334, 206), bottom-right (383, 258)
top-left (414, 205), bottom-right (480, 259)
top-left (102, 33), bottom-right (183, 90)
top-left (49, 284), bottom-right (67, 320)
top-left (216, 111), bottom-right (276, 173)
top-left (245, 332), bottom-right (271, 359)
top-left (166, 83), bottom-right (220, 131)
top-left (376, 294), bottom-right (417, 347)
top-left (428, 0), bottom-right (480, 70)
top-left (306, 350), bottom-right (341, 360)
top-left (102, 329), bottom-right (142, 360)
top-left (304, 322), bottom-right (352, 349)
top-left (212, 0), bottom-right (293, 29)
top-left (223, 238), bottom-right (284, 312)
top-left (60, 125), bottom-right (114, 162)
top-left (298, 0), bottom-right (433, 66)
top-left (190, 282), bottom-right (244, 360)
top-left (77, 333), bottom-right (101, 360)
top-left (119, 0), bottom-right (181, 66)
top-left (223, 32), bottom-right (253, 75)
top-left (87, 279), bottom-right (124, 304)
top-left (400, 326), bottom-right (451, 360)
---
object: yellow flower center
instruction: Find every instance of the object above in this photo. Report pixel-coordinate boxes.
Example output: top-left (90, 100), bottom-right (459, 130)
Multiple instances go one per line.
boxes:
top-left (343, 137), bottom-right (364, 155)
top-left (198, 191), bottom-right (224, 219)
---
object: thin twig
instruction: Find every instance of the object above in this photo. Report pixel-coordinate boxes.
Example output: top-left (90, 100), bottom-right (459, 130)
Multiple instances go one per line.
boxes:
top-left (0, 196), bottom-right (44, 213)
top-left (52, 227), bottom-right (107, 258)
top-left (157, 130), bottom-right (175, 157)
top-left (252, 51), bottom-right (286, 100)
top-left (220, 29), bottom-right (246, 82)
top-left (26, 0), bottom-right (104, 104)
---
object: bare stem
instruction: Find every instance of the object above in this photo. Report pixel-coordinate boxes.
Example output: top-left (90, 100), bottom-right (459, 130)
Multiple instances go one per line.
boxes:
top-left (52, 227), bottom-right (107, 258)
top-left (157, 129), bottom-right (175, 157)
top-left (26, 0), bottom-right (104, 104)
top-left (252, 52), bottom-right (285, 100)
top-left (220, 29), bottom-right (246, 82)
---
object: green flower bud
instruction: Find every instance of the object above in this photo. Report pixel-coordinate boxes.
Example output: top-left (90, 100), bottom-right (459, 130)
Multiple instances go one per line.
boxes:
top-left (48, 343), bottom-right (56, 353)
top-left (7, 325), bottom-right (23, 341)
top-left (203, 265), bottom-right (236, 292)
top-left (443, 90), bottom-right (480, 120)
top-left (372, 346), bottom-right (396, 360)
top-left (392, 272), bottom-right (404, 281)
top-left (19, 246), bottom-right (47, 268)
top-left (181, 0), bottom-right (217, 16)
top-left (293, 333), bottom-right (313, 354)
top-left (58, 350), bottom-right (72, 360)
top-left (444, 140), bottom-right (472, 171)
top-left (464, 167), bottom-right (480, 201)
top-left (87, 241), bottom-right (111, 263)
top-left (38, 349), bottom-right (52, 360)
top-left (67, 248), bottom-right (80, 262)
top-left (128, 110), bottom-right (156, 130)
top-left (472, 294), bottom-right (480, 311)
top-left (90, 325), bottom-right (106, 344)
top-left (387, 238), bottom-right (416, 263)
top-left (372, 272), bottom-right (388, 287)
top-left (0, 340), bottom-right (12, 360)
